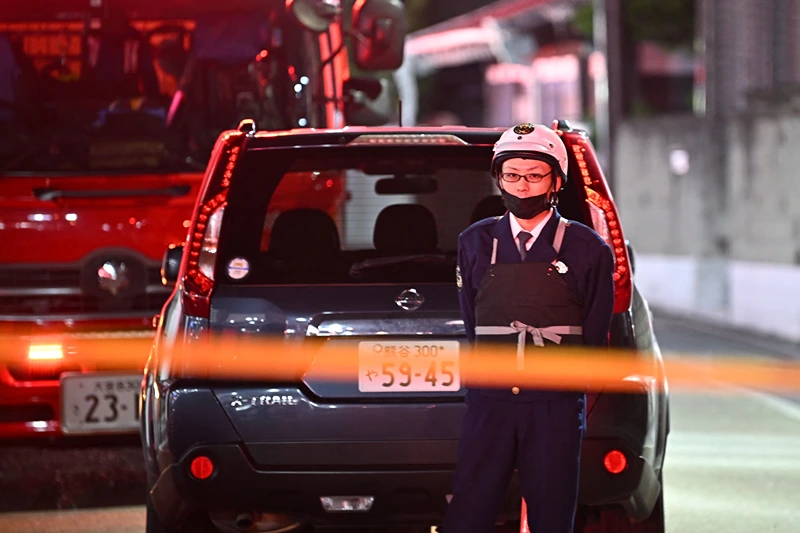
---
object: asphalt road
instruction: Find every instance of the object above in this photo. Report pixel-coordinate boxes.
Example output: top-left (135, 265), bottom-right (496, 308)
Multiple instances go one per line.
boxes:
top-left (1, 313), bottom-right (799, 533)
top-left (652, 314), bottom-right (800, 533)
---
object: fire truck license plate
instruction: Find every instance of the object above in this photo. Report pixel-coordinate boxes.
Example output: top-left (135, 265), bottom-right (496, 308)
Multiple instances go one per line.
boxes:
top-left (60, 373), bottom-right (142, 434)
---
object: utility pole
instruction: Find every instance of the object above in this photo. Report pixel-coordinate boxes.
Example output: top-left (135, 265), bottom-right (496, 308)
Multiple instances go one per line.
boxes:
top-left (592, 0), bottom-right (610, 179)
top-left (773, 0), bottom-right (790, 88)
top-left (594, 0), bottom-right (626, 193)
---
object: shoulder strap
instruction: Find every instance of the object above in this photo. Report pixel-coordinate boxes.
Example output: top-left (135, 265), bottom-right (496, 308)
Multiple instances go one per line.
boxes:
top-left (552, 217), bottom-right (569, 255)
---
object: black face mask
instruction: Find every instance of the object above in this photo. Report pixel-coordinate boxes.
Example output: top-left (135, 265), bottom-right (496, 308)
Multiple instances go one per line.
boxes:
top-left (500, 190), bottom-right (551, 220)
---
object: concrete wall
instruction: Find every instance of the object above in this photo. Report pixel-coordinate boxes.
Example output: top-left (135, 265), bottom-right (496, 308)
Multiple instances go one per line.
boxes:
top-left (615, 108), bottom-right (800, 342)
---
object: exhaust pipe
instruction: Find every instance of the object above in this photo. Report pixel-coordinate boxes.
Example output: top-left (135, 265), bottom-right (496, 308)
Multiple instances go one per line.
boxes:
top-left (235, 512), bottom-right (255, 531)
top-left (210, 511), bottom-right (302, 533)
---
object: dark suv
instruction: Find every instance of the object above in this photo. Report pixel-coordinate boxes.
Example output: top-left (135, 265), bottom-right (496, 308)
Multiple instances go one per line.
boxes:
top-left (142, 121), bottom-right (669, 533)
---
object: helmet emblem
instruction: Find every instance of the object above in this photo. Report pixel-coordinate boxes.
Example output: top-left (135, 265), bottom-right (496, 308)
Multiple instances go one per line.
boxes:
top-left (513, 123), bottom-right (536, 135)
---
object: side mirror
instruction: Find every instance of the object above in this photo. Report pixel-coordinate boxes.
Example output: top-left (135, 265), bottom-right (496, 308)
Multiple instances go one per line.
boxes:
top-left (351, 0), bottom-right (406, 71)
top-left (626, 240), bottom-right (636, 275)
top-left (287, 0), bottom-right (341, 33)
top-left (161, 244), bottom-right (184, 286)
top-left (343, 77), bottom-right (391, 126)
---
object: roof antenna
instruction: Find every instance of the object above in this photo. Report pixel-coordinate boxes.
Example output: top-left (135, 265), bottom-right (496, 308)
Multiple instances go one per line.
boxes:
top-left (398, 99), bottom-right (403, 127)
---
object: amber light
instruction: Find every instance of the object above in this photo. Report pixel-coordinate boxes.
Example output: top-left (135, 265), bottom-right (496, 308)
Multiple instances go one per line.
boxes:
top-left (28, 344), bottom-right (64, 361)
top-left (604, 450), bottom-right (628, 474)
top-left (190, 456), bottom-right (215, 480)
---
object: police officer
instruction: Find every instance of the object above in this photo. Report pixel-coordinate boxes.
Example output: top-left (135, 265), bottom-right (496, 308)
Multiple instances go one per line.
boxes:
top-left (443, 123), bottom-right (615, 533)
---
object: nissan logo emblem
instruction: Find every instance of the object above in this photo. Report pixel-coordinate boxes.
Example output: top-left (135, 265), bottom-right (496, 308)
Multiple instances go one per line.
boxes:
top-left (396, 288), bottom-right (425, 311)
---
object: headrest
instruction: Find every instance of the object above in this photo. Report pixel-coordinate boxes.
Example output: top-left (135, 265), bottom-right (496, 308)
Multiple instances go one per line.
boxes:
top-left (470, 195), bottom-right (507, 224)
top-left (373, 204), bottom-right (438, 254)
top-left (269, 208), bottom-right (340, 260)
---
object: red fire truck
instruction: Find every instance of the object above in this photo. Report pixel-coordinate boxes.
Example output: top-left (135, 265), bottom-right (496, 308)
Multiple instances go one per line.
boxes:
top-left (0, 0), bottom-right (405, 438)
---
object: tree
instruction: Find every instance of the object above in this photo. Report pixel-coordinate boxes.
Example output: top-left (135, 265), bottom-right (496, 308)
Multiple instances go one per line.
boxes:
top-left (573, 0), bottom-right (695, 50)
top-left (404, 0), bottom-right (430, 33)
top-left (404, 0), bottom-right (499, 33)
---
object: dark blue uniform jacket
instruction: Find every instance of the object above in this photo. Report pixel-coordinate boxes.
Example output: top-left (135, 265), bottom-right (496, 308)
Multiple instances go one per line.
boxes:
top-left (457, 210), bottom-right (615, 397)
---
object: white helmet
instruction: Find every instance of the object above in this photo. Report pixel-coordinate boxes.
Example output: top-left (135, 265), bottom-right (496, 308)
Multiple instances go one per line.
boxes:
top-left (491, 123), bottom-right (569, 183)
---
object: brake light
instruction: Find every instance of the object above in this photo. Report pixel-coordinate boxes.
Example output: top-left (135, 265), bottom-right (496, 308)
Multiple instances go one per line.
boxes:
top-left (348, 134), bottom-right (468, 145)
top-left (184, 193), bottom-right (227, 314)
top-left (181, 139), bottom-right (243, 317)
top-left (568, 138), bottom-right (633, 314)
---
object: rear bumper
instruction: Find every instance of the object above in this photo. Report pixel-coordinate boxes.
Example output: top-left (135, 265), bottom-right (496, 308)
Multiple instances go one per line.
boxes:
top-left (152, 438), bottom-right (660, 528)
top-left (151, 443), bottom-right (473, 528)
top-left (151, 382), bottom-right (664, 526)
top-left (578, 438), bottom-right (661, 521)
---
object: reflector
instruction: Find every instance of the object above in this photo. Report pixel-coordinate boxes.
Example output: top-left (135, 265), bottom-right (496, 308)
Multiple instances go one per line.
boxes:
top-left (190, 456), bottom-right (215, 480)
top-left (603, 450), bottom-right (628, 474)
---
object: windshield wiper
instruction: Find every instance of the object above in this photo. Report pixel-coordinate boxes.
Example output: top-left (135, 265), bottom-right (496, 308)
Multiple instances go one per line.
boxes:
top-left (33, 185), bottom-right (191, 201)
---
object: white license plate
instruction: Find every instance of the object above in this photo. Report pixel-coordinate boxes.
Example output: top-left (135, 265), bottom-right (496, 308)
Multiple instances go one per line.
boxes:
top-left (60, 373), bottom-right (142, 435)
top-left (358, 341), bottom-right (461, 392)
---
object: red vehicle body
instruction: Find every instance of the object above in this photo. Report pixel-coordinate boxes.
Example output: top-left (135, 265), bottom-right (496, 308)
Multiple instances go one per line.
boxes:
top-left (0, 0), bottom-right (403, 438)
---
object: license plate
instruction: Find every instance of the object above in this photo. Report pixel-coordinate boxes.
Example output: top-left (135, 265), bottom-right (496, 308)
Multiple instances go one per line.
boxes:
top-left (358, 341), bottom-right (461, 392)
top-left (60, 373), bottom-right (142, 435)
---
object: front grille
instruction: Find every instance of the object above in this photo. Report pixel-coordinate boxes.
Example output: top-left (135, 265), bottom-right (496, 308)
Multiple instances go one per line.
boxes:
top-left (0, 266), bottom-right (169, 317)
top-left (0, 268), bottom-right (81, 289)
top-left (0, 405), bottom-right (56, 423)
top-left (0, 292), bottom-right (170, 316)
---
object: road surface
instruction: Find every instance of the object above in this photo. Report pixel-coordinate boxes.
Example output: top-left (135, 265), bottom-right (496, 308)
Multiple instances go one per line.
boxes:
top-left (1, 313), bottom-right (799, 532)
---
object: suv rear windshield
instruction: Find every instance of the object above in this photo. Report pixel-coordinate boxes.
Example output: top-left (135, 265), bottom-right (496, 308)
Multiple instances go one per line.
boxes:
top-left (220, 145), bottom-right (586, 285)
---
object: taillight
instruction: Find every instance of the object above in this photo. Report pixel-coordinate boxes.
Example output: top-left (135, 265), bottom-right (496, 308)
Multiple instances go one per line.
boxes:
top-left (181, 138), bottom-right (243, 317)
top-left (197, 204), bottom-right (226, 279)
top-left (566, 137), bottom-right (633, 314)
top-left (183, 193), bottom-right (228, 317)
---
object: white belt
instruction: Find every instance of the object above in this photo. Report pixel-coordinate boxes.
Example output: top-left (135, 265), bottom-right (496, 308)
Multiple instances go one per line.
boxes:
top-left (474, 321), bottom-right (583, 369)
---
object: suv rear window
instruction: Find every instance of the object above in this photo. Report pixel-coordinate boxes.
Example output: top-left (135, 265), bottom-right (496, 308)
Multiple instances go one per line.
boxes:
top-left (220, 145), bottom-right (586, 285)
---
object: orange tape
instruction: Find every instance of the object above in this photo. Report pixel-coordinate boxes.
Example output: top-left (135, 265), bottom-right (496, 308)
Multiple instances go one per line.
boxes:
top-left (4, 336), bottom-right (800, 393)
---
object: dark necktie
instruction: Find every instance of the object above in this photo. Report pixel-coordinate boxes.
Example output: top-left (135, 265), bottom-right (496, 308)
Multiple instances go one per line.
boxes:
top-left (518, 231), bottom-right (532, 261)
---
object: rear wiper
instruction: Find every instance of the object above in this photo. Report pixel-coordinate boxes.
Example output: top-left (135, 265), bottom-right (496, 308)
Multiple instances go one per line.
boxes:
top-left (349, 254), bottom-right (453, 276)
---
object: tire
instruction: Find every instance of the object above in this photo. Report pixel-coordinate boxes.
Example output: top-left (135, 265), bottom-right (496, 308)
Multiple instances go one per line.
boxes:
top-left (146, 499), bottom-right (176, 533)
top-left (577, 489), bottom-right (664, 533)
top-left (493, 521), bottom-right (521, 532)
top-left (599, 493), bottom-right (664, 533)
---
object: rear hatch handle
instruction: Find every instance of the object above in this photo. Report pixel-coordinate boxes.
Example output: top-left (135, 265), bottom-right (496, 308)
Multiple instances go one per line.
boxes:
top-left (32, 185), bottom-right (192, 201)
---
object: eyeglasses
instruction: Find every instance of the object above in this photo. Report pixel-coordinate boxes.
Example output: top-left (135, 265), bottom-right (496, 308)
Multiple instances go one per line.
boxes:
top-left (499, 171), bottom-right (552, 183)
